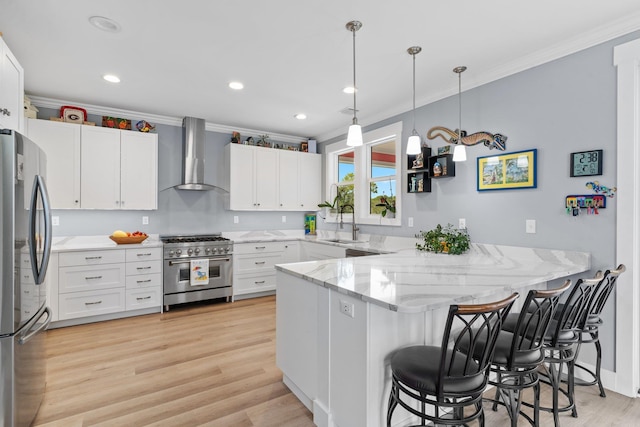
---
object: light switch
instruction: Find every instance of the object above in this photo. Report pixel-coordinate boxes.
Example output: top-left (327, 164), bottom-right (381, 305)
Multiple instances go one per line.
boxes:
top-left (142, 216), bottom-right (149, 225)
top-left (526, 219), bottom-right (536, 234)
top-left (52, 216), bottom-right (59, 226)
top-left (408, 217), bottom-right (414, 227)
top-left (234, 216), bottom-right (239, 224)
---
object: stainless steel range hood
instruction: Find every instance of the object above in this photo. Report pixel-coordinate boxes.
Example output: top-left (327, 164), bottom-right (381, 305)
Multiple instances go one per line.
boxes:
top-left (175, 117), bottom-right (222, 191)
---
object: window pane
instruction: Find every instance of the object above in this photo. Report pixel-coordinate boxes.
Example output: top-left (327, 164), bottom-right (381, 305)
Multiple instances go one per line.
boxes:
top-left (338, 151), bottom-right (355, 182)
top-left (371, 140), bottom-right (396, 178)
top-left (370, 179), bottom-right (396, 215)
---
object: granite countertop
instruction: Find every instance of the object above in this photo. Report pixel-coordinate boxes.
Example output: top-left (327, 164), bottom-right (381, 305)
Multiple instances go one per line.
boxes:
top-left (275, 243), bottom-right (591, 313)
top-left (51, 234), bottom-right (163, 252)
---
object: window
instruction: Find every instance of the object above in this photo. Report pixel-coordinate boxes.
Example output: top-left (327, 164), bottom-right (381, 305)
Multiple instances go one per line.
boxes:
top-left (324, 122), bottom-right (402, 226)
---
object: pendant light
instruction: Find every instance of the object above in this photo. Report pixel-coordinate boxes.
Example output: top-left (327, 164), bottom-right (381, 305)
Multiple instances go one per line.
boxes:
top-left (406, 46), bottom-right (422, 155)
top-left (346, 21), bottom-right (363, 147)
top-left (452, 66), bottom-right (467, 162)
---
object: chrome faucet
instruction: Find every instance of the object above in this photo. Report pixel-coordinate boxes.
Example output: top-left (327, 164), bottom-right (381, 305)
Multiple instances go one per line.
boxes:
top-left (339, 203), bottom-right (359, 241)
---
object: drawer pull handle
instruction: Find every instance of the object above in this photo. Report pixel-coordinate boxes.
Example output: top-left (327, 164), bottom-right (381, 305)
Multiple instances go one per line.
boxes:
top-left (137, 253), bottom-right (152, 257)
top-left (136, 279), bottom-right (152, 284)
top-left (136, 296), bottom-right (152, 301)
top-left (85, 256), bottom-right (102, 260)
top-left (254, 280), bottom-right (265, 284)
top-left (136, 266), bottom-right (152, 270)
top-left (255, 246), bottom-right (266, 249)
top-left (85, 276), bottom-right (103, 280)
top-left (255, 261), bottom-right (266, 265)
top-left (85, 300), bottom-right (102, 306)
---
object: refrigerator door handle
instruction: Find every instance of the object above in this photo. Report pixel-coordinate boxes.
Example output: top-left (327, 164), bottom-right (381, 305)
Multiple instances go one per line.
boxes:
top-left (18, 306), bottom-right (51, 345)
top-left (28, 175), bottom-right (52, 285)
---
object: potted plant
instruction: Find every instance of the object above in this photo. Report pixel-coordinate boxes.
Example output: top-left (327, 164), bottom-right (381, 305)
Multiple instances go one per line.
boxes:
top-left (415, 223), bottom-right (470, 255)
top-left (375, 196), bottom-right (396, 218)
top-left (318, 194), bottom-right (342, 214)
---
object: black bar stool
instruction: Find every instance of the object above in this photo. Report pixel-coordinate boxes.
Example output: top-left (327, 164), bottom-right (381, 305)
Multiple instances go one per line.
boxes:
top-left (483, 280), bottom-right (572, 426)
top-left (387, 293), bottom-right (518, 427)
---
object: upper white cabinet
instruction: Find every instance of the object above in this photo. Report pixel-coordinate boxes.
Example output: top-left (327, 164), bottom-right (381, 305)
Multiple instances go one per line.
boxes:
top-left (26, 119), bottom-right (157, 210)
top-left (26, 119), bottom-right (81, 209)
top-left (0, 36), bottom-right (24, 132)
top-left (81, 126), bottom-right (157, 210)
top-left (226, 144), bottom-right (321, 211)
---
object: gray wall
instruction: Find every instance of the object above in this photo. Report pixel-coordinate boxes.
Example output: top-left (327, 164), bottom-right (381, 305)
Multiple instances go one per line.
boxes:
top-left (40, 108), bottom-right (309, 237)
top-left (319, 31), bottom-right (640, 372)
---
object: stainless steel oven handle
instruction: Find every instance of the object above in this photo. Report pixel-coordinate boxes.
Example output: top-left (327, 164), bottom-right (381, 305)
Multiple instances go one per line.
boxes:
top-left (168, 258), bottom-right (231, 266)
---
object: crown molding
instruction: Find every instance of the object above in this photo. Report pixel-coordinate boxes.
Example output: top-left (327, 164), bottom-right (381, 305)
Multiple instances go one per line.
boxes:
top-left (317, 14), bottom-right (640, 142)
top-left (27, 95), bottom-right (308, 144)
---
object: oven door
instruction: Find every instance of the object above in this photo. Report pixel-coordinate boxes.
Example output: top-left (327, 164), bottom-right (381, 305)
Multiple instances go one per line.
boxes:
top-left (163, 256), bottom-right (231, 294)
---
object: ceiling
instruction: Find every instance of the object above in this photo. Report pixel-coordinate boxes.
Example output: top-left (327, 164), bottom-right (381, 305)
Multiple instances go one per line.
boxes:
top-left (3, 0), bottom-right (640, 142)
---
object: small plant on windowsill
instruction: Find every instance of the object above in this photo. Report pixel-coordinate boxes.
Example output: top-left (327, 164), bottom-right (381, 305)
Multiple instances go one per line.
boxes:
top-left (415, 223), bottom-right (470, 255)
top-left (318, 194), bottom-right (342, 214)
top-left (375, 196), bottom-right (396, 218)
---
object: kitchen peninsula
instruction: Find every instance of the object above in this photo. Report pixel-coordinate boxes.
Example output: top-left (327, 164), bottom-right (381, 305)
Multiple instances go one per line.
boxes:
top-left (275, 243), bottom-right (590, 427)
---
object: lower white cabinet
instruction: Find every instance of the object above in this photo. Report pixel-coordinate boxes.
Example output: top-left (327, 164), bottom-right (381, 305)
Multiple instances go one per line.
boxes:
top-left (233, 241), bottom-right (299, 297)
top-left (300, 241), bottom-right (346, 261)
top-left (55, 246), bottom-right (162, 322)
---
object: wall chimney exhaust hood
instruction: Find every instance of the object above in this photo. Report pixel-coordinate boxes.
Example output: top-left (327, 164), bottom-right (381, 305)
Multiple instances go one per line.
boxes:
top-left (174, 117), bottom-right (225, 191)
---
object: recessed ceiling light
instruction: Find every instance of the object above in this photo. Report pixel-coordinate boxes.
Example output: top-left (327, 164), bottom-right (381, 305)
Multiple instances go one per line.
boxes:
top-left (343, 86), bottom-right (357, 94)
top-left (294, 113), bottom-right (307, 120)
top-left (89, 16), bottom-right (122, 33)
top-left (229, 81), bottom-right (244, 90)
top-left (103, 74), bottom-right (121, 83)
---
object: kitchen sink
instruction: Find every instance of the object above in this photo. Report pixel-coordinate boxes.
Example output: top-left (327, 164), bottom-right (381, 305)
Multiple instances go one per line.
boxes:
top-left (322, 238), bottom-right (366, 244)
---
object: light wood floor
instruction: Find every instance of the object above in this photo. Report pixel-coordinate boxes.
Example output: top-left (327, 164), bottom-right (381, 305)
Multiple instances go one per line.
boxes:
top-left (34, 295), bottom-right (640, 426)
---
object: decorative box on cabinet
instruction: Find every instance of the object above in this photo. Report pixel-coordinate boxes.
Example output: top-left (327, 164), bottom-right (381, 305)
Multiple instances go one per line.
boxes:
top-left (407, 146), bottom-right (432, 193)
top-left (429, 153), bottom-right (455, 178)
top-left (0, 36), bottom-right (24, 132)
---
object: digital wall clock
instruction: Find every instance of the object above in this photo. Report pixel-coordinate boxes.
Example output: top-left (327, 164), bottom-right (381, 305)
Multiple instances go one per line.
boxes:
top-left (570, 149), bottom-right (603, 177)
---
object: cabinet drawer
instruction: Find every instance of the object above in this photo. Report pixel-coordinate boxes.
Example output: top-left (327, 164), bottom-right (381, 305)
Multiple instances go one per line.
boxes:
top-left (58, 288), bottom-right (125, 320)
top-left (126, 273), bottom-right (161, 289)
top-left (125, 260), bottom-right (162, 276)
top-left (59, 264), bottom-right (125, 293)
top-left (126, 287), bottom-right (161, 310)
top-left (234, 242), bottom-right (287, 255)
top-left (59, 250), bottom-right (125, 267)
top-left (235, 253), bottom-right (281, 274)
top-left (125, 247), bottom-right (162, 262)
top-left (234, 273), bottom-right (276, 295)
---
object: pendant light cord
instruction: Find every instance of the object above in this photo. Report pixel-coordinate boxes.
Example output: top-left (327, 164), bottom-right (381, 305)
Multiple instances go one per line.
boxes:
top-left (412, 53), bottom-right (416, 132)
top-left (352, 26), bottom-right (357, 125)
top-left (458, 70), bottom-right (462, 143)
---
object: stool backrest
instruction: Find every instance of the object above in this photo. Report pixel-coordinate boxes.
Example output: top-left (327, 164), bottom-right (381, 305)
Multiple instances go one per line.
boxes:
top-left (507, 280), bottom-right (572, 369)
top-left (587, 264), bottom-right (626, 320)
top-left (439, 293), bottom-right (518, 397)
top-left (550, 273), bottom-right (603, 346)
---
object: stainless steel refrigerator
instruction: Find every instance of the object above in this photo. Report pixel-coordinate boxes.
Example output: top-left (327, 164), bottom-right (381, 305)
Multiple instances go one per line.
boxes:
top-left (1, 129), bottom-right (52, 426)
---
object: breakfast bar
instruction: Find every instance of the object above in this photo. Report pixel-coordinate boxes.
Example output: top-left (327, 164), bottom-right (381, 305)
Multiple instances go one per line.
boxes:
top-left (275, 243), bottom-right (590, 427)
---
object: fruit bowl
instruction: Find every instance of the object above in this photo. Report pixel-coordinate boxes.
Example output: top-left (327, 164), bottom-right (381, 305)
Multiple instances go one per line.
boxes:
top-left (109, 235), bottom-right (148, 245)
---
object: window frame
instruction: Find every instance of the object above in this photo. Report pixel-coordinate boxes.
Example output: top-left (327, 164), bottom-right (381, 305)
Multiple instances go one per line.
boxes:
top-left (323, 122), bottom-right (402, 226)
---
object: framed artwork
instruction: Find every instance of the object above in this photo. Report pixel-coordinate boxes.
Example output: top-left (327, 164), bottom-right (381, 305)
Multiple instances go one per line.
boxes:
top-left (477, 149), bottom-right (537, 191)
top-left (437, 145), bottom-right (451, 155)
top-left (301, 142), bottom-right (309, 152)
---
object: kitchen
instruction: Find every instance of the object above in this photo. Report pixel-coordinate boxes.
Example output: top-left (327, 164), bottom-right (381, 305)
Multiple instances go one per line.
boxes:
top-left (2, 1), bottom-right (640, 426)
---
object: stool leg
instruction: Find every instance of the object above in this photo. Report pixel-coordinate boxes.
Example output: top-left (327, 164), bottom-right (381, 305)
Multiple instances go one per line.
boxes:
top-left (568, 356), bottom-right (578, 418)
top-left (492, 370), bottom-right (502, 412)
top-left (386, 383), bottom-right (398, 427)
top-left (594, 336), bottom-right (606, 398)
top-left (533, 379), bottom-right (540, 427)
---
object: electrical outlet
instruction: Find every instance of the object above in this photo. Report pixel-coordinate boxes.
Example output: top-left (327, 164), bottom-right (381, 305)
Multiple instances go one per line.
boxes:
top-left (233, 216), bottom-right (239, 224)
top-left (52, 216), bottom-right (59, 226)
top-left (282, 215), bottom-right (287, 223)
top-left (339, 299), bottom-right (355, 318)
top-left (459, 218), bottom-right (466, 229)
top-left (408, 217), bottom-right (414, 227)
top-left (142, 216), bottom-right (149, 225)
top-left (526, 219), bottom-right (536, 234)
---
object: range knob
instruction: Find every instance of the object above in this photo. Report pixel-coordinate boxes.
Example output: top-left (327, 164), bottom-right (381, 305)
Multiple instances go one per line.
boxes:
top-left (205, 247), bottom-right (211, 254)
top-left (212, 247), bottom-right (219, 254)
top-left (194, 248), bottom-right (200, 254)
top-left (187, 248), bottom-right (193, 255)
top-left (224, 247), bottom-right (230, 253)
top-left (169, 250), bottom-right (175, 256)
top-left (176, 249), bottom-right (182, 255)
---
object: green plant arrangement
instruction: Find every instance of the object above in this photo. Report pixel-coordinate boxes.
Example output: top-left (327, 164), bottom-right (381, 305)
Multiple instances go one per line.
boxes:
top-left (318, 194), bottom-right (343, 212)
top-left (415, 223), bottom-right (471, 255)
top-left (375, 196), bottom-right (396, 217)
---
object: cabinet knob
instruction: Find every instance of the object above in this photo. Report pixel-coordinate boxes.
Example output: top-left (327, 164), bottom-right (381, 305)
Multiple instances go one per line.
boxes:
top-left (75, 200), bottom-right (79, 203)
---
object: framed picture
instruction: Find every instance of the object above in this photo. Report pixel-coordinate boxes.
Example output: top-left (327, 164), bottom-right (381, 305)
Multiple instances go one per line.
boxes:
top-left (437, 145), bottom-right (451, 155)
top-left (301, 142), bottom-right (309, 152)
top-left (477, 149), bottom-right (537, 191)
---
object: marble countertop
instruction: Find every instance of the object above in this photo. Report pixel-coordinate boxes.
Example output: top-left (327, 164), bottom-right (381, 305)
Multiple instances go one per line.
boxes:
top-left (51, 235), bottom-right (163, 252)
top-left (275, 243), bottom-right (591, 313)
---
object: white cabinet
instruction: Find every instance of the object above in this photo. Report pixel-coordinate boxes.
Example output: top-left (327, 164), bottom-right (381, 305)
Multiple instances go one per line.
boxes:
top-left (300, 241), bottom-right (346, 261)
top-left (55, 246), bottom-right (162, 323)
top-left (227, 144), bottom-right (278, 210)
top-left (233, 241), bottom-right (299, 298)
top-left (0, 36), bottom-right (24, 132)
top-left (26, 119), bottom-right (81, 209)
top-left (227, 144), bottom-right (321, 211)
top-left (120, 131), bottom-right (158, 210)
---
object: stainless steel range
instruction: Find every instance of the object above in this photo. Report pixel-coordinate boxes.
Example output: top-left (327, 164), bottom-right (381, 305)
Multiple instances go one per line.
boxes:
top-left (160, 234), bottom-right (233, 310)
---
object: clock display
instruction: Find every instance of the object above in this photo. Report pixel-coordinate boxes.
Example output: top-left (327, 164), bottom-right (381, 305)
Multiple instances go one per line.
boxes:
top-left (570, 149), bottom-right (603, 177)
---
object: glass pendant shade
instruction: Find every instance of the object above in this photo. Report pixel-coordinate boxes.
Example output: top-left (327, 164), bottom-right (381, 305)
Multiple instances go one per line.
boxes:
top-left (407, 134), bottom-right (421, 155)
top-left (453, 144), bottom-right (467, 162)
top-left (347, 124), bottom-right (363, 147)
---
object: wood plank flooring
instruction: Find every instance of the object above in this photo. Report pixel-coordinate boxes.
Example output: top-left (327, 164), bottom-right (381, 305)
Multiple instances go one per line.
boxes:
top-left (34, 295), bottom-right (640, 426)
